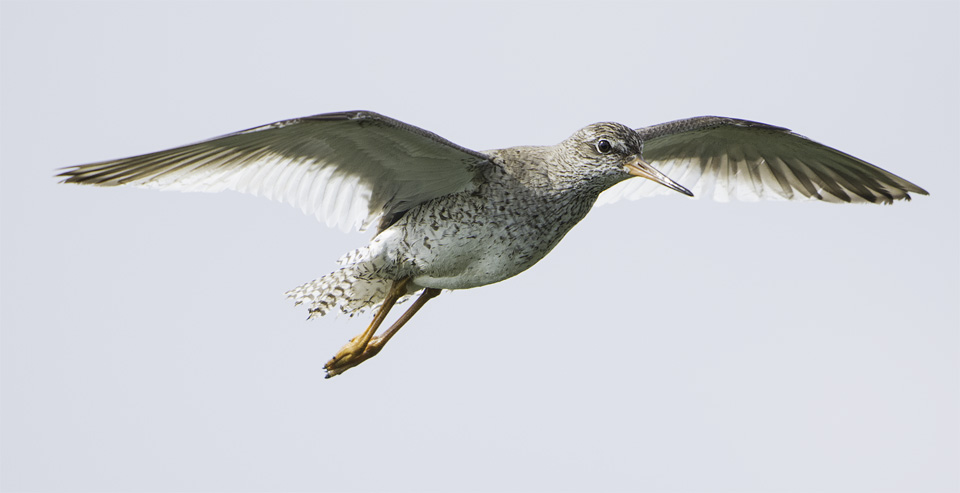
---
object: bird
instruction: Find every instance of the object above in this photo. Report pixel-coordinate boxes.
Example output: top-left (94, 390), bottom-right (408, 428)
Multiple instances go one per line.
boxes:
top-left (57, 111), bottom-right (928, 377)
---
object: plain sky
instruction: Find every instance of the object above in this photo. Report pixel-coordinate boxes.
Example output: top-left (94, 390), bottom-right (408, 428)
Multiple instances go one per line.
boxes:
top-left (1, 1), bottom-right (958, 492)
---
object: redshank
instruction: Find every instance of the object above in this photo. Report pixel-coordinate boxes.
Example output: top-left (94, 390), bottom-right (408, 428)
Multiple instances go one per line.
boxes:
top-left (58, 111), bottom-right (928, 377)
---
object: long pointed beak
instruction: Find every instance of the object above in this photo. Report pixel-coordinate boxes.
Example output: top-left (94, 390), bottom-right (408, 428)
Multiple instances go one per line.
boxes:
top-left (625, 156), bottom-right (694, 197)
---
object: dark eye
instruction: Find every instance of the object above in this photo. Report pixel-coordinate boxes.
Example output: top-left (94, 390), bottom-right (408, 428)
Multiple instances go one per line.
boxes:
top-left (596, 139), bottom-right (612, 154)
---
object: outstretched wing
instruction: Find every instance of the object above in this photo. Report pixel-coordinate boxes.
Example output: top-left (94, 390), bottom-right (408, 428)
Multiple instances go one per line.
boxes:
top-left (58, 111), bottom-right (493, 232)
top-left (597, 116), bottom-right (928, 205)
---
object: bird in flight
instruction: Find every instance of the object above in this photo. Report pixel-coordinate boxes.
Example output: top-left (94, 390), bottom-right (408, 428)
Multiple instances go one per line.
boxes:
top-left (58, 111), bottom-right (928, 377)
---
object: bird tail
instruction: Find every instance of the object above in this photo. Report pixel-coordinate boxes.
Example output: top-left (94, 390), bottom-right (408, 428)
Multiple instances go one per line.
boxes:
top-left (285, 266), bottom-right (399, 319)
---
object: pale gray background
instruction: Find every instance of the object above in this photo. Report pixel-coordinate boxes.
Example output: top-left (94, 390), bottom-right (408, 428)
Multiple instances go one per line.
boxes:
top-left (1, 1), bottom-right (957, 492)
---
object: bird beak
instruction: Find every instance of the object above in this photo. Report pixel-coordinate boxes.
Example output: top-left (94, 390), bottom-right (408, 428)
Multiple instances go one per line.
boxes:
top-left (625, 156), bottom-right (694, 197)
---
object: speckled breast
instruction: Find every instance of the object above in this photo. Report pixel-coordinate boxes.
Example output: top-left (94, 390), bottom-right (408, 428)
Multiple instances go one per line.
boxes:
top-left (390, 177), bottom-right (598, 290)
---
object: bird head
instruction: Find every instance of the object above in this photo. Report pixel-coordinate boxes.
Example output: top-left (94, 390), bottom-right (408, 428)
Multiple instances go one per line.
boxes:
top-left (564, 122), bottom-right (693, 197)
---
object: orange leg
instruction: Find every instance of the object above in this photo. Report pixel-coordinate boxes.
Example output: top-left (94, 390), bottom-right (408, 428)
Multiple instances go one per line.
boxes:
top-left (324, 278), bottom-right (409, 377)
top-left (324, 281), bottom-right (441, 378)
top-left (359, 287), bottom-right (441, 358)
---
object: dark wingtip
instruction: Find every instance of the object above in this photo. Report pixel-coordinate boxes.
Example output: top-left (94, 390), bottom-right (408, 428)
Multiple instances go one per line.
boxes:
top-left (54, 166), bottom-right (82, 184)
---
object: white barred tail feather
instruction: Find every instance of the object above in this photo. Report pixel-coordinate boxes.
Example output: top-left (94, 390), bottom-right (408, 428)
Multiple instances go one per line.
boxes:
top-left (285, 267), bottom-right (398, 319)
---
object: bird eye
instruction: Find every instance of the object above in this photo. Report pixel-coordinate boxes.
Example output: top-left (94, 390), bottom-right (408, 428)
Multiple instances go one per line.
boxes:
top-left (596, 139), bottom-right (613, 154)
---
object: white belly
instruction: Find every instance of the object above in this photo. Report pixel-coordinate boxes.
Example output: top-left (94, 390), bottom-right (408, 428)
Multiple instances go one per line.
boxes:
top-left (369, 175), bottom-right (598, 291)
top-left (403, 212), bottom-right (573, 290)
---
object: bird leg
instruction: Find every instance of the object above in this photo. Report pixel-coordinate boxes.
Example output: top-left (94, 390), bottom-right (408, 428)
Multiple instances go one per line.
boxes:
top-left (361, 287), bottom-right (441, 358)
top-left (324, 278), bottom-right (409, 377)
top-left (324, 281), bottom-right (441, 378)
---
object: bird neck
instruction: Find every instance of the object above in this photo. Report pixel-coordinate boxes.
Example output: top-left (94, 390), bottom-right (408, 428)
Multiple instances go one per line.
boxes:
top-left (489, 146), bottom-right (607, 199)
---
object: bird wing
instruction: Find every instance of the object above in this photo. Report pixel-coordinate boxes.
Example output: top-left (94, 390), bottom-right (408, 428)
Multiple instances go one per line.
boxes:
top-left (597, 116), bottom-right (928, 205)
top-left (58, 111), bottom-right (493, 232)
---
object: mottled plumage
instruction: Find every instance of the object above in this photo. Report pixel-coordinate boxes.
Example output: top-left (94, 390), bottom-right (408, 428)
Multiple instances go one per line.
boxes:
top-left (57, 111), bottom-right (928, 377)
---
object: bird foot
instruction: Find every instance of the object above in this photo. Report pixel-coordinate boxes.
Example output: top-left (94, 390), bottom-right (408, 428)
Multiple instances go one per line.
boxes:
top-left (323, 336), bottom-right (387, 378)
top-left (323, 284), bottom-right (440, 379)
